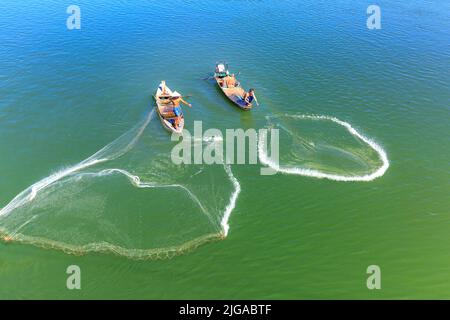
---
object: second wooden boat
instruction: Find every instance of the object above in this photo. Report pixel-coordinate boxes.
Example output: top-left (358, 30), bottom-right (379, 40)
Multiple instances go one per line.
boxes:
top-left (214, 63), bottom-right (253, 111)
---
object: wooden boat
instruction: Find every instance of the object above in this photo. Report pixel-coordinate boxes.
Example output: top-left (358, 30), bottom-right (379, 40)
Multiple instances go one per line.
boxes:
top-left (214, 63), bottom-right (253, 111)
top-left (154, 81), bottom-right (184, 134)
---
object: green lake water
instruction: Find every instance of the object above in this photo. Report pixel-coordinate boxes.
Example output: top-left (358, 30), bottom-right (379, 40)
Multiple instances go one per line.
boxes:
top-left (0, 0), bottom-right (449, 299)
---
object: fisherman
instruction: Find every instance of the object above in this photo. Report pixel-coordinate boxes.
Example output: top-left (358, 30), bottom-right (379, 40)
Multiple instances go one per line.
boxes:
top-left (171, 92), bottom-right (192, 130)
top-left (242, 88), bottom-right (255, 106)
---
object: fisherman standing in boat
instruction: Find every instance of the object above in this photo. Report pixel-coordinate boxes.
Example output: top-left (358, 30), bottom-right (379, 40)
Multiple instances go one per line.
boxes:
top-left (242, 88), bottom-right (256, 106)
top-left (171, 92), bottom-right (191, 130)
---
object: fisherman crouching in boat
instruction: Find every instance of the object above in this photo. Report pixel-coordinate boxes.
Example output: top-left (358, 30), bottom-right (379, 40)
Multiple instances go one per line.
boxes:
top-left (242, 88), bottom-right (256, 107)
top-left (170, 91), bottom-right (191, 130)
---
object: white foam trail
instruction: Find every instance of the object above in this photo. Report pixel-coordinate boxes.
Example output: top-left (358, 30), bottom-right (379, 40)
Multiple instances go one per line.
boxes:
top-left (0, 110), bottom-right (154, 218)
top-left (259, 114), bottom-right (389, 182)
top-left (193, 136), bottom-right (224, 143)
top-left (204, 136), bottom-right (224, 143)
top-left (220, 165), bottom-right (241, 236)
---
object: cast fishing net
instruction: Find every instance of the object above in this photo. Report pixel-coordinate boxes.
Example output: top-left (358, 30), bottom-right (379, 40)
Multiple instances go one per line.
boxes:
top-left (0, 110), bottom-right (240, 260)
top-left (259, 114), bottom-right (389, 181)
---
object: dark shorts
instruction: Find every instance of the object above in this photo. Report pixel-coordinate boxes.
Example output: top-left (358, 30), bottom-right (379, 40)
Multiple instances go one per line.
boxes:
top-left (243, 96), bottom-right (254, 105)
